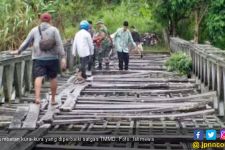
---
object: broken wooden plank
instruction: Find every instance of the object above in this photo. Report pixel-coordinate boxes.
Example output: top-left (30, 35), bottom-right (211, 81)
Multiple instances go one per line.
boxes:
top-left (9, 106), bottom-right (29, 129)
top-left (38, 105), bottom-right (59, 124)
top-left (81, 88), bottom-right (195, 95)
top-left (60, 83), bottom-right (88, 112)
top-left (38, 84), bottom-right (78, 124)
top-left (90, 83), bottom-right (169, 89)
top-left (11, 124), bottom-right (51, 150)
top-left (75, 100), bottom-right (212, 110)
top-left (22, 104), bottom-right (40, 129)
top-left (77, 91), bottom-right (216, 103)
top-left (91, 109), bottom-right (215, 120)
top-left (91, 78), bottom-right (195, 83)
top-left (0, 130), bottom-right (29, 150)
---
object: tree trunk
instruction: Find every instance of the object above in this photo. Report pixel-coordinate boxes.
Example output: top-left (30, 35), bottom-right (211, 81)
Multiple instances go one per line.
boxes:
top-left (162, 28), bottom-right (169, 46)
top-left (171, 20), bottom-right (176, 37)
top-left (194, 9), bottom-right (200, 43)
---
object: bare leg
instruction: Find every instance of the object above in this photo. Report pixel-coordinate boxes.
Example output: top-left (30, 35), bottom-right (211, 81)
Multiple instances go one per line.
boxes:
top-left (35, 77), bottom-right (44, 104)
top-left (50, 78), bottom-right (57, 104)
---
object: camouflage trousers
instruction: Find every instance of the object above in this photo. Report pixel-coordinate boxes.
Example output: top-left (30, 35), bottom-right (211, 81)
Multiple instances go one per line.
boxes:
top-left (95, 47), bottom-right (111, 65)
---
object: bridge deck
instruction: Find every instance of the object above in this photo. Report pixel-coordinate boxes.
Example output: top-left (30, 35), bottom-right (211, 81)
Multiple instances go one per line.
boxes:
top-left (0, 53), bottom-right (221, 150)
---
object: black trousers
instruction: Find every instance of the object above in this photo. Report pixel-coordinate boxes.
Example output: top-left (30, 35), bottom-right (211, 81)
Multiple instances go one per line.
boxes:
top-left (88, 55), bottom-right (94, 71)
top-left (117, 51), bottom-right (129, 70)
top-left (79, 56), bottom-right (89, 79)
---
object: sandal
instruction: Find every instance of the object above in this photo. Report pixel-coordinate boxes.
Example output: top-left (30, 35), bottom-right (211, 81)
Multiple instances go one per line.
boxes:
top-left (51, 102), bottom-right (58, 105)
top-left (74, 79), bottom-right (85, 84)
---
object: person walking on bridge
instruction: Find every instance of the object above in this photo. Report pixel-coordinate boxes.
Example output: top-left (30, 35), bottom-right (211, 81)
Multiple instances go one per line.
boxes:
top-left (113, 21), bottom-right (135, 70)
top-left (130, 26), bottom-right (143, 58)
top-left (87, 20), bottom-right (95, 76)
top-left (72, 20), bottom-right (94, 82)
top-left (93, 20), bottom-right (112, 70)
top-left (11, 12), bottom-right (66, 105)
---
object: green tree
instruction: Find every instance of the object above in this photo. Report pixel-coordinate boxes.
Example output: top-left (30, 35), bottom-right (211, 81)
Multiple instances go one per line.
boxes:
top-left (191, 0), bottom-right (210, 43)
top-left (206, 0), bottom-right (225, 49)
top-left (153, 0), bottom-right (193, 36)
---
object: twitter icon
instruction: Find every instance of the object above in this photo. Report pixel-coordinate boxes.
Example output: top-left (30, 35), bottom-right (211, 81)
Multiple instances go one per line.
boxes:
top-left (206, 129), bottom-right (217, 140)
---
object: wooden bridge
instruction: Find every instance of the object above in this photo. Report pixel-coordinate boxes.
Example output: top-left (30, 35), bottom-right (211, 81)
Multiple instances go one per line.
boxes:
top-left (0, 38), bottom-right (225, 150)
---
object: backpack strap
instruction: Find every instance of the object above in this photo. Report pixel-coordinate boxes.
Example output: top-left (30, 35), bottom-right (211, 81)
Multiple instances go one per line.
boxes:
top-left (38, 26), bottom-right (43, 39)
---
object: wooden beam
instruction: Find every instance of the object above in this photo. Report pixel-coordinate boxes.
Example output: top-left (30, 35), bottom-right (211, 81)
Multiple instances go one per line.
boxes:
top-left (14, 61), bottom-right (25, 99)
top-left (9, 124), bottom-right (51, 150)
top-left (1, 130), bottom-right (29, 150)
top-left (90, 83), bottom-right (169, 89)
top-left (78, 91), bottom-right (216, 103)
top-left (3, 63), bottom-right (15, 102)
top-left (24, 60), bottom-right (32, 92)
top-left (22, 104), bottom-right (40, 129)
top-left (212, 63), bottom-right (217, 90)
top-left (9, 106), bottom-right (29, 129)
top-left (81, 88), bottom-right (195, 95)
top-left (60, 83), bottom-right (88, 112)
top-left (52, 118), bottom-right (102, 125)
top-left (207, 60), bottom-right (212, 89)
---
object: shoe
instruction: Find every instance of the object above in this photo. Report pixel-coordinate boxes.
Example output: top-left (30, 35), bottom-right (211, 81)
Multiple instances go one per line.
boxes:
top-left (86, 70), bottom-right (92, 77)
top-left (86, 76), bottom-right (93, 81)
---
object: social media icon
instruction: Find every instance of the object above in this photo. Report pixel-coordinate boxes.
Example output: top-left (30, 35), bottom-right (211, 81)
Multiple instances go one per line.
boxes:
top-left (206, 129), bottom-right (217, 140)
top-left (220, 129), bottom-right (225, 140)
top-left (194, 130), bottom-right (204, 140)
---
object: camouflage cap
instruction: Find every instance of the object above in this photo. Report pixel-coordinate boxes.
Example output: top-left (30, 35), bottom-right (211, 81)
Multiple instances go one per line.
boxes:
top-left (96, 20), bottom-right (104, 25)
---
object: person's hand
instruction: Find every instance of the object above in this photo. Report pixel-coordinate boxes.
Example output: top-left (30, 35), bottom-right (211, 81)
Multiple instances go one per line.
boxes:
top-left (10, 50), bottom-right (19, 55)
top-left (61, 58), bottom-right (67, 70)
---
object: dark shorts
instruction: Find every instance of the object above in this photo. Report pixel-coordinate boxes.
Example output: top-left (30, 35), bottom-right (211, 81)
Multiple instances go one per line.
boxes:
top-left (33, 59), bottom-right (59, 79)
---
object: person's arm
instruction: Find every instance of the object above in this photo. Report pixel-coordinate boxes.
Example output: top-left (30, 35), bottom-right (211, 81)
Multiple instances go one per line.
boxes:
top-left (112, 29), bottom-right (119, 45)
top-left (55, 28), bottom-right (66, 69)
top-left (55, 29), bottom-right (66, 58)
top-left (128, 32), bottom-right (136, 47)
top-left (16, 29), bottom-right (34, 54)
top-left (87, 33), bottom-right (94, 55)
top-left (72, 35), bottom-right (77, 57)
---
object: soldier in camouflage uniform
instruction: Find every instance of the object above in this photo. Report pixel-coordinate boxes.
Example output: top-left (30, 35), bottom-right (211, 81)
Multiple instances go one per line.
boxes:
top-left (93, 20), bottom-right (112, 70)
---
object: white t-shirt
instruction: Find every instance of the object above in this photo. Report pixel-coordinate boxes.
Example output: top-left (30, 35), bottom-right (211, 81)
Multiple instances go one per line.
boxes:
top-left (72, 29), bottom-right (94, 57)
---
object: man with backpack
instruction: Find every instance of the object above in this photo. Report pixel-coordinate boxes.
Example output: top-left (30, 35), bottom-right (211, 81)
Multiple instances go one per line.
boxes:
top-left (11, 12), bottom-right (66, 105)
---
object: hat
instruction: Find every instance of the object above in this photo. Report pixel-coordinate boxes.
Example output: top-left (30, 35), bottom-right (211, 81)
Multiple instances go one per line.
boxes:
top-left (40, 12), bottom-right (52, 22)
top-left (80, 20), bottom-right (89, 30)
top-left (123, 21), bottom-right (129, 27)
top-left (96, 20), bottom-right (104, 25)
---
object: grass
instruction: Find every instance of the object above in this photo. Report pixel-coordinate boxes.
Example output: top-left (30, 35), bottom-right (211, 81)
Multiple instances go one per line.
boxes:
top-left (143, 43), bottom-right (170, 53)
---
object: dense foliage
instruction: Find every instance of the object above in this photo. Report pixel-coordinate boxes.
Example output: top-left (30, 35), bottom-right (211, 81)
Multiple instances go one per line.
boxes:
top-left (165, 52), bottom-right (192, 76)
top-left (206, 0), bottom-right (225, 48)
top-left (0, 0), bottom-right (225, 50)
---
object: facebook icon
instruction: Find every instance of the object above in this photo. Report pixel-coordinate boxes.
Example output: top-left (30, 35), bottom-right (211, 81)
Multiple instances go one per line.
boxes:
top-left (194, 130), bottom-right (204, 140)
